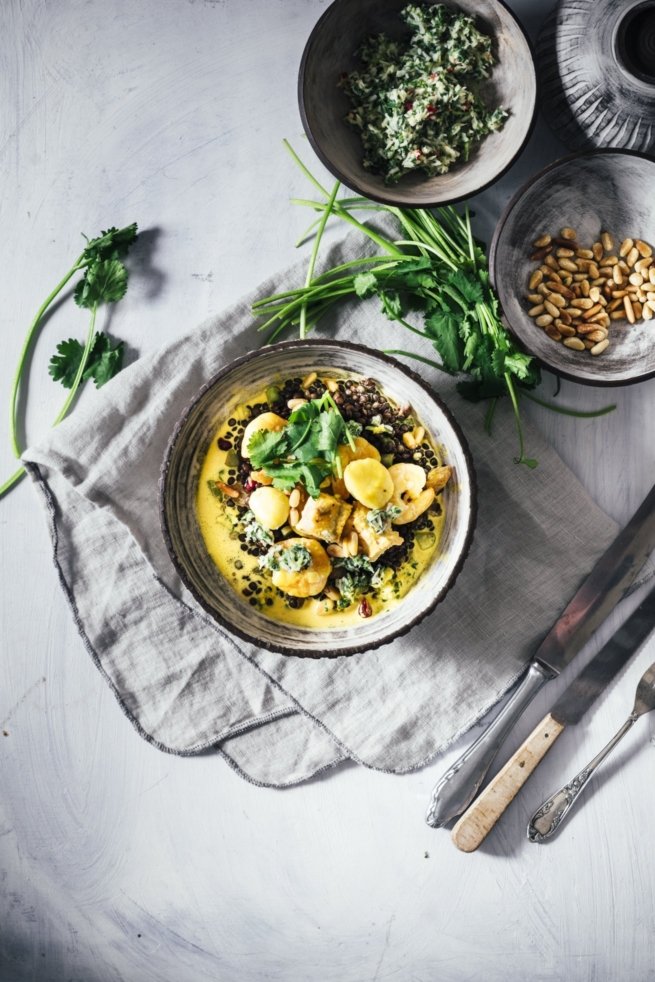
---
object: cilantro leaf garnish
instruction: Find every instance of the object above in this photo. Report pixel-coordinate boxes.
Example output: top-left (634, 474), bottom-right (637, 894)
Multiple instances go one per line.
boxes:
top-left (245, 389), bottom-right (355, 498)
top-left (248, 428), bottom-right (289, 469)
top-left (48, 333), bottom-right (125, 390)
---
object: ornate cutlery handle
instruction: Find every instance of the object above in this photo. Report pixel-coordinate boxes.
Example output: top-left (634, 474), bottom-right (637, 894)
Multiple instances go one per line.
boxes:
top-left (426, 661), bottom-right (554, 828)
top-left (527, 714), bottom-right (638, 842)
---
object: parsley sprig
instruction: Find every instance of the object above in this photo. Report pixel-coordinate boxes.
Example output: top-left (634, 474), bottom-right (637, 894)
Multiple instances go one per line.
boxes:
top-left (1, 223), bottom-right (137, 499)
top-left (247, 390), bottom-right (356, 498)
top-left (252, 144), bottom-right (614, 468)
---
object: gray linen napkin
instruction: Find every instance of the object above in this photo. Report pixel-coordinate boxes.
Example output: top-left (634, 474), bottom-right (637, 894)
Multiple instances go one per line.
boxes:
top-left (23, 228), bottom-right (629, 787)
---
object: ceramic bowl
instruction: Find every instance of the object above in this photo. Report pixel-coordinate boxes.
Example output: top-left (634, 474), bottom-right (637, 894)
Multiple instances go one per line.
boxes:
top-left (537, 0), bottom-right (655, 154)
top-left (298, 0), bottom-right (537, 207)
top-left (160, 340), bottom-right (477, 657)
top-left (490, 149), bottom-right (655, 386)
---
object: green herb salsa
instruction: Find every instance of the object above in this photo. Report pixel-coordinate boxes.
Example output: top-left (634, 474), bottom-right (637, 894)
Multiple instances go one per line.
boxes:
top-left (341, 3), bottom-right (507, 184)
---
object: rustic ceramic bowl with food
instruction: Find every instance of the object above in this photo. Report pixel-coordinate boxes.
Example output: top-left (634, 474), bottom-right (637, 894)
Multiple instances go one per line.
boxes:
top-left (298, 0), bottom-right (537, 207)
top-left (490, 149), bottom-right (655, 386)
top-left (160, 340), bottom-right (476, 658)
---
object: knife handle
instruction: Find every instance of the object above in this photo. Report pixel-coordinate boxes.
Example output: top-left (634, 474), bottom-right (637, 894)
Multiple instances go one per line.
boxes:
top-left (425, 662), bottom-right (554, 828)
top-left (450, 713), bottom-right (565, 852)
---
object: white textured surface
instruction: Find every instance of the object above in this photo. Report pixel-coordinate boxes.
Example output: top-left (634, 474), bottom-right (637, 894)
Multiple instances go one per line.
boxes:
top-left (1, 1), bottom-right (655, 980)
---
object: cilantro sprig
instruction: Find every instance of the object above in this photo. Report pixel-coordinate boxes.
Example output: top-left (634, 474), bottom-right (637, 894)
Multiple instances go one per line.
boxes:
top-left (247, 390), bottom-right (356, 498)
top-left (252, 143), bottom-right (614, 468)
top-left (2, 224), bottom-right (138, 499)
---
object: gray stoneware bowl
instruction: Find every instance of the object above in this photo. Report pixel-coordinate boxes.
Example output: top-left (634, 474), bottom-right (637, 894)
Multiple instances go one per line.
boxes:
top-left (160, 340), bottom-right (477, 658)
top-left (298, 0), bottom-right (537, 207)
top-left (490, 150), bottom-right (655, 386)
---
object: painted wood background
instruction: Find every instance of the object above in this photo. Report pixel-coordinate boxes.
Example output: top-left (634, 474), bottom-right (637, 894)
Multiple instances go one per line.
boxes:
top-left (1, 1), bottom-right (654, 979)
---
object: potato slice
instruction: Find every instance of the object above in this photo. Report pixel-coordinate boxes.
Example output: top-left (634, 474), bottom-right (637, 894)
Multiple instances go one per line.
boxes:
top-left (249, 487), bottom-right (290, 530)
top-left (343, 458), bottom-right (394, 509)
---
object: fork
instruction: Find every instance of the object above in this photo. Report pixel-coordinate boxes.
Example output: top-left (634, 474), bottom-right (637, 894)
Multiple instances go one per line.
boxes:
top-left (527, 660), bottom-right (655, 842)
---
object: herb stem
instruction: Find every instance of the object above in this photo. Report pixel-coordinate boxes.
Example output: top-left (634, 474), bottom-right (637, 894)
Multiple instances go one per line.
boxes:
top-left (52, 304), bottom-right (98, 426)
top-left (8, 258), bottom-right (84, 457)
top-left (383, 349), bottom-right (453, 374)
top-left (300, 180), bottom-right (341, 339)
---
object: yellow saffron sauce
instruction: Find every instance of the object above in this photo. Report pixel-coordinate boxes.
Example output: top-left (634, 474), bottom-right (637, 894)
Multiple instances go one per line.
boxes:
top-left (195, 390), bottom-right (447, 630)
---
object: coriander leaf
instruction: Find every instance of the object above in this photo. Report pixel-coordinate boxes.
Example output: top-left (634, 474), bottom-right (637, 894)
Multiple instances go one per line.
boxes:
top-left (315, 411), bottom-right (344, 456)
top-left (353, 272), bottom-right (378, 297)
top-left (49, 332), bottom-right (125, 390)
top-left (447, 269), bottom-right (484, 305)
top-left (84, 333), bottom-right (124, 388)
top-left (78, 258), bottom-right (129, 309)
top-left (424, 308), bottom-right (464, 373)
top-left (248, 428), bottom-right (289, 468)
top-left (48, 338), bottom-right (85, 389)
top-left (380, 289), bottom-right (403, 320)
top-left (82, 223), bottom-right (138, 263)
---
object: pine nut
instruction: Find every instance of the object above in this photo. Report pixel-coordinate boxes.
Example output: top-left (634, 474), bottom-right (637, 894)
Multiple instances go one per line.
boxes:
top-left (571, 297), bottom-right (593, 309)
top-left (592, 242), bottom-right (604, 261)
top-left (626, 247), bottom-right (639, 267)
top-left (560, 227), bottom-right (577, 240)
top-left (545, 325), bottom-right (562, 341)
top-left (289, 508), bottom-right (300, 526)
top-left (619, 238), bottom-right (633, 257)
top-left (590, 339), bottom-right (610, 355)
top-left (624, 296), bottom-right (636, 323)
top-left (601, 231), bottom-right (613, 251)
top-left (636, 239), bottom-right (653, 258)
top-left (544, 300), bottom-right (559, 318)
top-left (288, 398), bottom-right (307, 410)
top-left (535, 314), bottom-right (553, 327)
top-left (326, 379), bottom-right (339, 393)
top-left (533, 233), bottom-right (552, 248)
top-left (563, 337), bottom-right (586, 350)
top-left (558, 258), bottom-right (577, 272)
top-left (528, 270), bottom-right (543, 290)
top-left (301, 372), bottom-right (317, 389)
top-left (547, 292), bottom-right (566, 308)
top-left (327, 544), bottom-right (345, 558)
top-left (613, 265), bottom-right (624, 285)
top-left (629, 272), bottom-right (644, 287)
top-left (289, 488), bottom-right (301, 509)
top-left (582, 304), bottom-right (603, 320)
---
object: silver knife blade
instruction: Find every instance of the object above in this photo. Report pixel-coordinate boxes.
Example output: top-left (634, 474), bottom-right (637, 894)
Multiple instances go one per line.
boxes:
top-left (532, 483), bottom-right (655, 676)
top-left (426, 483), bottom-right (655, 828)
top-left (449, 585), bottom-right (655, 852)
top-left (551, 585), bottom-right (655, 725)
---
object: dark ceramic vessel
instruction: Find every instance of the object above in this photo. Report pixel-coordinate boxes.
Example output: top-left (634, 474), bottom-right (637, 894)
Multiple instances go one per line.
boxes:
top-left (298, 0), bottom-right (537, 207)
top-left (537, 0), bottom-right (655, 154)
top-left (490, 149), bottom-right (655, 386)
top-left (160, 341), bottom-right (477, 657)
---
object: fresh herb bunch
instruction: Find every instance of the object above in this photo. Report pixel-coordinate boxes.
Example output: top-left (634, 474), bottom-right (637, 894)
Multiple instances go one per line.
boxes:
top-left (253, 144), bottom-right (614, 467)
top-left (247, 389), bottom-right (356, 497)
top-left (2, 223), bottom-right (138, 499)
top-left (252, 143), bottom-right (541, 464)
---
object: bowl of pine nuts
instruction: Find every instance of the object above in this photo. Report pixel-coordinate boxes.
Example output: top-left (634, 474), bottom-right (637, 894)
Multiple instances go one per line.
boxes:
top-left (489, 149), bottom-right (655, 385)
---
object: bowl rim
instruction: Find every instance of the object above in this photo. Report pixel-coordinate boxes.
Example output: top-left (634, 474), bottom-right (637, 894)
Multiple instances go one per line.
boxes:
top-left (297, 0), bottom-right (539, 208)
top-left (488, 146), bottom-right (655, 388)
top-left (159, 339), bottom-right (478, 658)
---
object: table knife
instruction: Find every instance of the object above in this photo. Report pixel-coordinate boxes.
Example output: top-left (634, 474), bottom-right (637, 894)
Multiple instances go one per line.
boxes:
top-left (425, 482), bottom-right (655, 829)
top-left (449, 585), bottom-right (655, 851)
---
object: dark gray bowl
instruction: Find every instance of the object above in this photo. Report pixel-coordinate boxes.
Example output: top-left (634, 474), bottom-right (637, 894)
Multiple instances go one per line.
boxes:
top-left (298, 0), bottom-right (537, 207)
top-left (160, 340), bottom-right (477, 658)
top-left (490, 150), bottom-right (655, 387)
